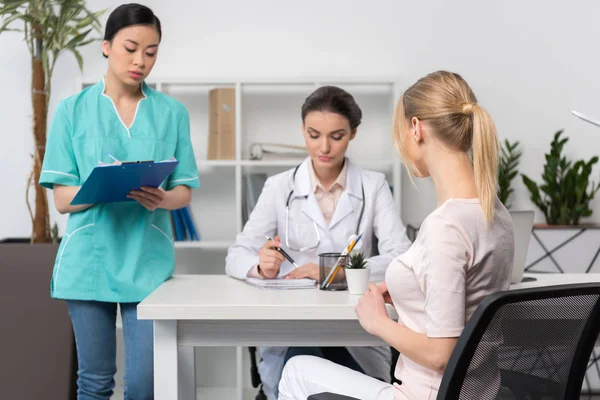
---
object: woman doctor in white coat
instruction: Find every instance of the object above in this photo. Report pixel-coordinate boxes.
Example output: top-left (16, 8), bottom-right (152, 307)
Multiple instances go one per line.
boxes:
top-left (226, 85), bottom-right (412, 399)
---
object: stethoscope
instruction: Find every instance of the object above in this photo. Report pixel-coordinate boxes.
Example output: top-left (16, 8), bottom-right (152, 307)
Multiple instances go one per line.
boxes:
top-left (284, 163), bottom-right (365, 252)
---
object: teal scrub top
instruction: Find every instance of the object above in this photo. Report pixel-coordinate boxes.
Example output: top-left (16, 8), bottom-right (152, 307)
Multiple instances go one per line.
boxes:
top-left (39, 77), bottom-right (200, 303)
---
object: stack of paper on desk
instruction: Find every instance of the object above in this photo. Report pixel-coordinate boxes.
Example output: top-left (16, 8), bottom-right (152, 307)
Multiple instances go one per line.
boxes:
top-left (246, 277), bottom-right (316, 290)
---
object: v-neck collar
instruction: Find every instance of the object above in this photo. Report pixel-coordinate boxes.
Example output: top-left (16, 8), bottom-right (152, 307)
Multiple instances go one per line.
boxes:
top-left (100, 76), bottom-right (148, 139)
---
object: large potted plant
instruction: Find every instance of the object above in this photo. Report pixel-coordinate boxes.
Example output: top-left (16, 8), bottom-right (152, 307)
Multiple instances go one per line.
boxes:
top-left (522, 130), bottom-right (599, 226)
top-left (521, 130), bottom-right (600, 274)
top-left (0, 2), bottom-right (103, 399)
top-left (1, 0), bottom-right (103, 242)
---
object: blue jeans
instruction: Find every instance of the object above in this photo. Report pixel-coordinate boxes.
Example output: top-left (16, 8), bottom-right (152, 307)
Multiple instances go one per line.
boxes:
top-left (67, 300), bottom-right (154, 400)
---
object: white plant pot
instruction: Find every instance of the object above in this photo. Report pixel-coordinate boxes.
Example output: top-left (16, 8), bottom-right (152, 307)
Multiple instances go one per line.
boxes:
top-left (345, 268), bottom-right (370, 295)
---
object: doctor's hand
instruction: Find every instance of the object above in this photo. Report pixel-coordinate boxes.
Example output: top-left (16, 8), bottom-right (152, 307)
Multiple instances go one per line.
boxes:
top-left (355, 283), bottom-right (390, 336)
top-left (284, 263), bottom-right (319, 281)
top-left (376, 282), bottom-right (393, 305)
top-left (258, 236), bottom-right (285, 279)
top-left (127, 186), bottom-right (167, 211)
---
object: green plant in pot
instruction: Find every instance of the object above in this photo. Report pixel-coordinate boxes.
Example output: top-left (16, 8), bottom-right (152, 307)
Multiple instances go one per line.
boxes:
top-left (0, 0), bottom-right (104, 243)
top-left (345, 252), bottom-right (370, 295)
top-left (498, 139), bottom-right (521, 209)
top-left (521, 130), bottom-right (600, 225)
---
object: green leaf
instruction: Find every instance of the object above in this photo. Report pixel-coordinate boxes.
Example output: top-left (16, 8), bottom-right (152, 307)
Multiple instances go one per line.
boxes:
top-left (0, 11), bottom-right (26, 33)
top-left (0, 1), bottom-right (28, 16)
top-left (347, 252), bottom-right (367, 269)
top-left (64, 27), bottom-right (91, 48)
top-left (498, 139), bottom-right (522, 208)
top-left (70, 47), bottom-right (83, 72)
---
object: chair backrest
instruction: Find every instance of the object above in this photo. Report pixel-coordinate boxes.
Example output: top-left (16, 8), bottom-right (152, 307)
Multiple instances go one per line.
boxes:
top-left (509, 210), bottom-right (535, 284)
top-left (437, 283), bottom-right (600, 400)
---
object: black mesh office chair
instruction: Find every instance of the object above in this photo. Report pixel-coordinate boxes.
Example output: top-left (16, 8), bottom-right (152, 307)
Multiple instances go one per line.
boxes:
top-left (309, 283), bottom-right (600, 400)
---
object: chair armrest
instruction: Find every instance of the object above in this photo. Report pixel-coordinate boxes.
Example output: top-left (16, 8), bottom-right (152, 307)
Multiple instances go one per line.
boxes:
top-left (307, 393), bottom-right (361, 400)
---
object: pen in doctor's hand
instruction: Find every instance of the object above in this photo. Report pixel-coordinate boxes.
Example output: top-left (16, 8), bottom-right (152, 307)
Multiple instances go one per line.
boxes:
top-left (264, 235), bottom-right (300, 269)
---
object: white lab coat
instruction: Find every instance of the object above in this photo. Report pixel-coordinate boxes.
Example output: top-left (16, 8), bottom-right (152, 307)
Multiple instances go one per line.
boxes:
top-left (226, 157), bottom-right (412, 399)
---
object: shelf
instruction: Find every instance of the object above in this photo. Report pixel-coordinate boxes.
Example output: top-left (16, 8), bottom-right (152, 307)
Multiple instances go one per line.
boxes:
top-left (240, 159), bottom-right (303, 167)
top-left (197, 160), bottom-right (237, 168)
top-left (193, 159), bottom-right (397, 168)
top-left (174, 240), bottom-right (232, 250)
top-left (241, 83), bottom-right (317, 94)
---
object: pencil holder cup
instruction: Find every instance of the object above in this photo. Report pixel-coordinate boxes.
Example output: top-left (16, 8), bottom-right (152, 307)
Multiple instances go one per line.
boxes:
top-left (318, 252), bottom-right (348, 291)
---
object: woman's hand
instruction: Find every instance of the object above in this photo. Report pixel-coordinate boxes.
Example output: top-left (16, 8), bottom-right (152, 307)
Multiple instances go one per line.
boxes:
top-left (284, 263), bottom-right (319, 280)
top-left (127, 186), bottom-right (167, 211)
top-left (258, 236), bottom-right (284, 279)
top-left (376, 282), bottom-right (393, 305)
top-left (355, 283), bottom-right (391, 336)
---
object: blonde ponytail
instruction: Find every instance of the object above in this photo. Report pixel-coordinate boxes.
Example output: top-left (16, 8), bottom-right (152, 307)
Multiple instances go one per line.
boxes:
top-left (471, 104), bottom-right (499, 222)
top-left (394, 71), bottom-right (501, 223)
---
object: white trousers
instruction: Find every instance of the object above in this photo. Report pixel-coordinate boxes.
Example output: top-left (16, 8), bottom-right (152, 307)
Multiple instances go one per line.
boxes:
top-left (278, 356), bottom-right (396, 400)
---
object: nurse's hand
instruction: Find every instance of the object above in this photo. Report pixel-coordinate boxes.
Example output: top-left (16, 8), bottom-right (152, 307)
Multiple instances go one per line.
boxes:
top-left (284, 263), bottom-right (319, 281)
top-left (258, 236), bottom-right (285, 279)
top-left (127, 186), bottom-right (166, 211)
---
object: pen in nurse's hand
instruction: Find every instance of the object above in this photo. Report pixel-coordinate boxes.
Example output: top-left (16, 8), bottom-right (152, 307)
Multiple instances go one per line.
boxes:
top-left (264, 235), bottom-right (300, 269)
top-left (105, 153), bottom-right (121, 164)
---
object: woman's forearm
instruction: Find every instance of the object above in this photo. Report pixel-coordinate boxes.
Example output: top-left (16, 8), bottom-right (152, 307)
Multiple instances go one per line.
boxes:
top-left (54, 184), bottom-right (192, 214)
top-left (375, 318), bottom-right (458, 374)
top-left (53, 185), bottom-right (93, 214)
top-left (161, 185), bottom-right (192, 210)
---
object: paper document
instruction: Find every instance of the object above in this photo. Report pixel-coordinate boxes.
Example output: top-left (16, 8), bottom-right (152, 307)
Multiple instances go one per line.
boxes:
top-left (246, 277), bottom-right (316, 290)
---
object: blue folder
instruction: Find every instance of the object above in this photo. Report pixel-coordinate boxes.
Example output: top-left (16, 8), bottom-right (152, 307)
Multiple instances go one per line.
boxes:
top-left (182, 206), bottom-right (200, 241)
top-left (71, 159), bottom-right (179, 205)
top-left (172, 209), bottom-right (187, 241)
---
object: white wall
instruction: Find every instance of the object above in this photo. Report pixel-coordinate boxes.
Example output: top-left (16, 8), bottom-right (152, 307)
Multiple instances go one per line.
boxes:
top-left (2, 0), bottom-right (600, 238)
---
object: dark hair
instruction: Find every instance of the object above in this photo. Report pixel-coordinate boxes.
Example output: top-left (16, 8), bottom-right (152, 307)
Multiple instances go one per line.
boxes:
top-left (103, 3), bottom-right (162, 57)
top-left (301, 86), bottom-right (362, 129)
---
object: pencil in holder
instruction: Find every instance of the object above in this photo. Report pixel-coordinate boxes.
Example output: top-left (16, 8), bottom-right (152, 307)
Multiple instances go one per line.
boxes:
top-left (319, 252), bottom-right (348, 291)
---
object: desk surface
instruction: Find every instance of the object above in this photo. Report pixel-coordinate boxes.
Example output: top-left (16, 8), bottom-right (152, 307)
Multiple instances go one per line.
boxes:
top-left (138, 273), bottom-right (600, 321)
top-left (138, 275), bottom-right (395, 320)
top-left (511, 272), bottom-right (600, 289)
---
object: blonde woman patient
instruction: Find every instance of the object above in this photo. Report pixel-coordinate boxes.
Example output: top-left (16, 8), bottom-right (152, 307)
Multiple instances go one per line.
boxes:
top-left (278, 71), bottom-right (515, 400)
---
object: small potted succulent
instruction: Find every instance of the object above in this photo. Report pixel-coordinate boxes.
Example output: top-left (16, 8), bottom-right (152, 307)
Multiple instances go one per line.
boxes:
top-left (345, 251), bottom-right (370, 294)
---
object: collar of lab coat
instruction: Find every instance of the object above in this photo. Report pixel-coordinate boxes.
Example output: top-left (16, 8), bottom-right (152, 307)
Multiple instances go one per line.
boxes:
top-left (291, 157), bottom-right (364, 231)
top-left (292, 157), bottom-right (363, 200)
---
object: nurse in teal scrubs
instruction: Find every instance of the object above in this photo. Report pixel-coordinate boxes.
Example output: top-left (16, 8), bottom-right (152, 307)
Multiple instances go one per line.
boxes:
top-left (39, 4), bottom-right (198, 399)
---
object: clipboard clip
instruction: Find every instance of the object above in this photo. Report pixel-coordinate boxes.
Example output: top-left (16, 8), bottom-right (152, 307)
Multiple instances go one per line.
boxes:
top-left (105, 152), bottom-right (153, 165)
top-left (121, 160), bottom-right (154, 165)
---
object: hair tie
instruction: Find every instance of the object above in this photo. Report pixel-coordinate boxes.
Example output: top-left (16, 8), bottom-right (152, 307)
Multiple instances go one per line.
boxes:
top-left (462, 103), bottom-right (474, 115)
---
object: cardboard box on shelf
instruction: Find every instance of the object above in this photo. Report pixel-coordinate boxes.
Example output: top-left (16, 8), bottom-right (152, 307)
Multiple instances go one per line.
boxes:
top-left (208, 88), bottom-right (236, 160)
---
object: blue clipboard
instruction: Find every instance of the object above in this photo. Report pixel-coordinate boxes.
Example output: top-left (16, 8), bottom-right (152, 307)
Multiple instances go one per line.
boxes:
top-left (71, 159), bottom-right (179, 205)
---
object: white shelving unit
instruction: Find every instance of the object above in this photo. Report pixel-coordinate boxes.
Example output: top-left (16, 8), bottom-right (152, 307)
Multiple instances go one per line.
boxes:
top-left (80, 77), bottom-right (403, 398)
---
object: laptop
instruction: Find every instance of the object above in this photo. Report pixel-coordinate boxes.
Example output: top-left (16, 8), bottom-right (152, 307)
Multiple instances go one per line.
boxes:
top-left (509, 210), bottom-right (535, 284)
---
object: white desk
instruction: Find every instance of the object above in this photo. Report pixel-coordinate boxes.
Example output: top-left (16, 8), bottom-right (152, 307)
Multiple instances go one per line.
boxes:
top-left (137, 273), bottom-right (600, 400)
